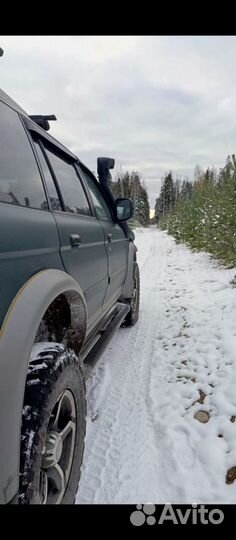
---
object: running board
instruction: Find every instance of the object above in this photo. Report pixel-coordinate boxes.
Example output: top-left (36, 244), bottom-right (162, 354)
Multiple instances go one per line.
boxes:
top-left (82, 302), bottom-right (129, 379)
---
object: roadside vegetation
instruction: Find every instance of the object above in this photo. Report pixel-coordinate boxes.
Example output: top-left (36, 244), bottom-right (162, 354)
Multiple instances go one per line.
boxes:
top-left (154, 155), bottom-right (236, 267)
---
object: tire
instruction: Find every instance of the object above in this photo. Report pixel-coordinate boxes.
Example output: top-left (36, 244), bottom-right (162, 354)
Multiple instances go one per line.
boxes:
top-left (19, 343), bottom-right (86, 504)
top-left (123, 262), bottom-right (140, 327)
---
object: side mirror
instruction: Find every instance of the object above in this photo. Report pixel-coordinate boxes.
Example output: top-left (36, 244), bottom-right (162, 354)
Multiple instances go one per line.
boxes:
top-left (115, 198), bottom-right (133, 221)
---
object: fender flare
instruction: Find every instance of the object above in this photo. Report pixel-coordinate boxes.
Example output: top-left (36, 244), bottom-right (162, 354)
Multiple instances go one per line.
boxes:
top-left (0, 269), bottom-right (87, 503)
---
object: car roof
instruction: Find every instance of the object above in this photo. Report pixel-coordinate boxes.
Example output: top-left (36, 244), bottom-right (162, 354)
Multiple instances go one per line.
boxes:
top-left (0, 88), bottom-right (27, 115)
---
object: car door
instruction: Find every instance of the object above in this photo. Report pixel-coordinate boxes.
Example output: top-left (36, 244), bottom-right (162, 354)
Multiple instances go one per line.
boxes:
top-left (77, 164), bottom-right (129, 312)
top-left (34, 140), bottom-right (109, 330)
top-left (0, 101), bottom-right (62, 329)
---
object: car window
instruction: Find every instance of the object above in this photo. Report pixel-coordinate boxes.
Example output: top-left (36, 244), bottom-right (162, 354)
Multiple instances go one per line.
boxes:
top-left (80, 167), bottom-right (112, 221)
top-left (44, 147), bottom-right (91, 216)
top-left (33, 140), bottom-right (62, 211)
top-left (0, 101), bottom-right (48, 210)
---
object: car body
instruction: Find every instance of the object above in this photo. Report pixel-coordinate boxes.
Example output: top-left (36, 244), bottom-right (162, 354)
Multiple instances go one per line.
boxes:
top-left (0, 89), bottom-right (139, 503)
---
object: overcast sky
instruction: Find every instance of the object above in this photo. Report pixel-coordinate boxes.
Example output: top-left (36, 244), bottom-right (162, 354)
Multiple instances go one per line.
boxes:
top-left (1, 35), bottom-right (235, 207)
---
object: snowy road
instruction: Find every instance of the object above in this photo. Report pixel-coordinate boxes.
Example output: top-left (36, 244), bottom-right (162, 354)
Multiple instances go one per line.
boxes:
top-left (76, 227), bottom-right (236, 504)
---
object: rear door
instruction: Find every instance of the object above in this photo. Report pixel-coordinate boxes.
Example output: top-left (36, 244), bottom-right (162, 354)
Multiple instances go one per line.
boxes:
top-left (35, 141), bottom-right (109, 330)
top-left (78, 165), bottom-right (129, 312)
top-left (0, 101), bottom-right (62, 328)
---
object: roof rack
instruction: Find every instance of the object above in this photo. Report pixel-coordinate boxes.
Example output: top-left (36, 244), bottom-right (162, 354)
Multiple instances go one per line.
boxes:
top-left (29, 114), bottom-right (57, 131)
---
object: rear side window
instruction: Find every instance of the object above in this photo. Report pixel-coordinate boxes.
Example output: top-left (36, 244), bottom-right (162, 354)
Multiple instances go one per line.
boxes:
top-left (44, 147), bottom-right (91, 216)
top-left (0, 101), bottom-right (48, 209)
top-left (33, 140), bottom-right (62, 211)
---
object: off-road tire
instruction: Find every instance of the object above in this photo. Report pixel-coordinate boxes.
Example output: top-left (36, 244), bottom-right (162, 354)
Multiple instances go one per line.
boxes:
top-left (19, 343), bottom-right (86, 504)
top-left (123, 262), bottom-right (140, 327)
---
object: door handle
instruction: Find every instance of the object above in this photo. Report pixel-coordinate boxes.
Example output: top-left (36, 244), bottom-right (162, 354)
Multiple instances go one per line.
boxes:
top-left (107, 233), bottom-right (112, 244)
top-left (70, 234), bottom-right (81, 247)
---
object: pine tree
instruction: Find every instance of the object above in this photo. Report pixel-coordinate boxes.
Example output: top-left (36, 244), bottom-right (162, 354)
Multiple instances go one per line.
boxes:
top-left (154, 171), bottom-right (175, 221)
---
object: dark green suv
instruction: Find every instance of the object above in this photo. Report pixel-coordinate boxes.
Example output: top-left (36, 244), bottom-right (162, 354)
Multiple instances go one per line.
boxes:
top-left (0, 89), bottom-right (140, 504)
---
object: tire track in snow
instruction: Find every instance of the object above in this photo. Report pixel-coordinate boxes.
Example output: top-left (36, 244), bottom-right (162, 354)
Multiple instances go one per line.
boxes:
top-left (76, 229), bottom-right (168, 503)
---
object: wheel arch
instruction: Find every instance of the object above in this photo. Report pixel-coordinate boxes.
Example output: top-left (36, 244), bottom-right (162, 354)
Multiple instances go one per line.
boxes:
top-left (0, 269), bottom-right (87, 503)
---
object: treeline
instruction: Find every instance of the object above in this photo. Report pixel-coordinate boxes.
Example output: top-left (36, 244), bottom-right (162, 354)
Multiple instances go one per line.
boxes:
top-left (155, 155), bottom-right (236, 267)
top-left (154, 172), bottom-right (193, 221)
top-left (109, 171), bottom-right (150, 227)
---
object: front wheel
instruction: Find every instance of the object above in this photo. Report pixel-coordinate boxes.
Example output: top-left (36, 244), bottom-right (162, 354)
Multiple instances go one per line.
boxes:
top-left (123, 262), bottom-right (140, 327)
top-left (19, 343), bottom-right (86, 504)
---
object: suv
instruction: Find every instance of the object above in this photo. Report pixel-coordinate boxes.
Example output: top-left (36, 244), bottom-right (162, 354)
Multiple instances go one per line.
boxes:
top-left (0, 89), bottom-right (140, 504)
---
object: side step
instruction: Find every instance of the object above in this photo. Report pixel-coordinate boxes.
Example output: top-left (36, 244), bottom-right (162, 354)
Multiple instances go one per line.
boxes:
top-left (82, 302), bottom-right (129, 379)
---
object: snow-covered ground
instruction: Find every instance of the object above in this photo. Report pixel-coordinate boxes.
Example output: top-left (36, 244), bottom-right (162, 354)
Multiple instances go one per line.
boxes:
top-left (76, 227), bottom-right (236, 504)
